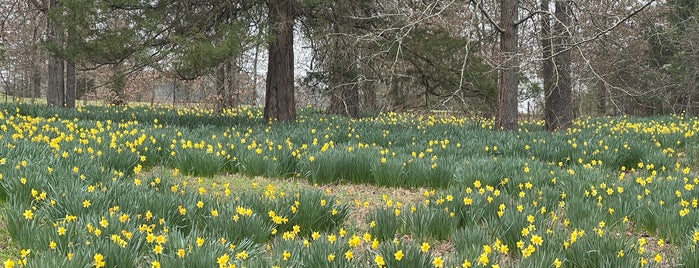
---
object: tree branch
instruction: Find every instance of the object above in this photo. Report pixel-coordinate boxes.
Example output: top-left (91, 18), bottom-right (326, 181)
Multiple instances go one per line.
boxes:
top-left (516, 10), bottom-right (547, 26)
top-left (474, 0), bottom-right (504, 33)
top-left (549, 0), bottom-right (656, 59)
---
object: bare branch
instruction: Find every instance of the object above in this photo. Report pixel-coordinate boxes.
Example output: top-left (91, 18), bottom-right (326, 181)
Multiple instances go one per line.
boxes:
top-left (516, 10), bottom-right (547, 26)
top-left (550, 0), bottom-right (656, 59)
top-left (474, 0), bottom-right (504, 33)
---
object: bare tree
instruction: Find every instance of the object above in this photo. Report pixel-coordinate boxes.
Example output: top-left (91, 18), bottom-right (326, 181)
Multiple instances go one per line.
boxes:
top-left (0, 0), bottom-right (48, 102)
top-left (571, 0), bottom-right (658, 116)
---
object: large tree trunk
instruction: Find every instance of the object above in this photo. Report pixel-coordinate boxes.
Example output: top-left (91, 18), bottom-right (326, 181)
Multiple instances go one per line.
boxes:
top-left (47, 0), bottom-right (64, 107)
top-left (544, 0), bottom-right (574, 131)
top-left (541, 0), bottom-right (555, 123)
top-left (541, 0), bottom-right (554, 119)
top-left (496, 0), bottom-right (520, 131)
top-left (65, 60), bottom-right (76, 108)
top-left (111, 66), bottom-right (127, 105)
top-left (264, 0), bottom-right (296, 122)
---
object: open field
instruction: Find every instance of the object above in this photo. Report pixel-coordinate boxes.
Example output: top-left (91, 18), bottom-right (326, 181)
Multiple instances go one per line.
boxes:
top-left (1, 103), bottom-right (699, 267)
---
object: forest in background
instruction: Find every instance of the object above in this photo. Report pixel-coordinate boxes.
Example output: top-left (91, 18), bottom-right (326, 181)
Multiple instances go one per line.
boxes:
top-left (0, 0), bottom-right (696, 130)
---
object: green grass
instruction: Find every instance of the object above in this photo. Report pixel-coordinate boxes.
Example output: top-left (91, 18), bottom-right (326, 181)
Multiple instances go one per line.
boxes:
top-left (0, 200), bottom-right (19, 260)
top-left (2, 103), bottom-right (699, 267)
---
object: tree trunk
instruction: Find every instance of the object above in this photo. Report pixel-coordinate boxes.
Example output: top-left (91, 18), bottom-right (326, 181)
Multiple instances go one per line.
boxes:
top-left (496, 0), bottom-right (520, 131)
top-left (31, 24), bottom-right (42, 102)
top-left (362, 78), bottom-right (377, 113)
top-left (229, 62), bottom-right (239, 107)
top-left (597, 81), bottom-right (606, 116)
top-left (252, 36), bottom-right (261, 106)
top-left (65, 30), bottom-right (76, 108)
top-left (541, 0), bottom-right (554, 123)
top-left (544, 0), bottom-right (574, 131)
top-left (329, 36), bottom-right (360, 118)
top-left (31, 62), bottom-right (42, 100)
top-left (215, 63), bottom-right (232, 112)
top-left (47, 0), bottom-right (64, 107)
top-left (264, 0), bottom-right (296, 122)
top-left (389, 76), bottom-right (406, 111)
top-left (65, 60), bottom-right (76, 108)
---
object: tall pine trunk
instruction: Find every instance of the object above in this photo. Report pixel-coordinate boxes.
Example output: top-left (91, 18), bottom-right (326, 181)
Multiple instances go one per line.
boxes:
top-left (264, 0), bottom-right (296, 122)
top-left (544, 0), bottom-right (574, 131)
top-left (47, 0), bottom-right (65, 107)
top-left (65, 61), bottom-right (75, 108)
top-left (496, 0), bottom-right (520, 131)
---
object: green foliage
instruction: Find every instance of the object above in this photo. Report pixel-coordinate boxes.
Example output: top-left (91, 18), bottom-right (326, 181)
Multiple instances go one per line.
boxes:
top-left (404, 205), bottom-right (458, 241)
top-left (4, 103), bottom-right (699, 266)
top-left (54, 0), bottom-right (253, 81)
top-left (376, 240), bottom-right (434, 268)
top-left (402, 28), bottom-right (498, 112)
top-left (641, 0), bottom-right (698, 114)
top-left (170, 23), bottom-right (246, 80)
top-left (367, 207), bottom-right (400, 242)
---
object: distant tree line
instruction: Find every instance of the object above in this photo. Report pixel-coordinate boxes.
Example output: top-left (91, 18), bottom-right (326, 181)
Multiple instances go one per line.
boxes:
top-left (0, 0), bottom-right (695, 131)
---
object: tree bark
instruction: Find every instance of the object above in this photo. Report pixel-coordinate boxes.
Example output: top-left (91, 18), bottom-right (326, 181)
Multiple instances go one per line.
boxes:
top-left (541, 0), bottom-right (555, 121)
top-left (215, 63), bottom-right (235, 112)
top-left (544, 0), bottom-right (574, 131)
top-left (329, 36), bottom-right (360, 118)
top-left (31, 55), bottom-right (42, 100)
top-left (30, 22), bottom-right (42, 101)
top-left (64, 29), bottom-right (76, 108)
top-left (597, 80), bottom-right (606, 116)
top-left (264, 0), bottom-right (296, 122)
top-left (496, 0), bottom-right (520, 131)
top-left (389, 76), bottom-right (406, 111)
top-left (362, 78), bottom-right (377, 113)
top-left (65, 60), bottom-right (75, 108)
top-left (47, 0), bottom-right (64, 107)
